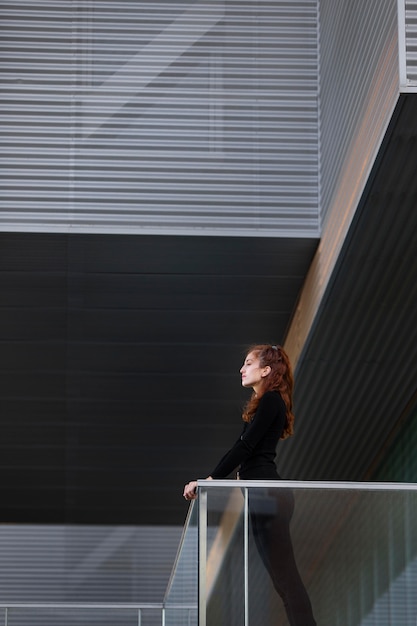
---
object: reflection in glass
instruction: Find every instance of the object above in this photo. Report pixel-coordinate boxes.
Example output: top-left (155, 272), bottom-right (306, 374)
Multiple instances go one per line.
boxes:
top-left (248, 487), bottom-right (316, 626)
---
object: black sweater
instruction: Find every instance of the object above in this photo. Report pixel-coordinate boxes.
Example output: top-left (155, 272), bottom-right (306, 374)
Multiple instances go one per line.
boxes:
top-left (210, 391), bottom-right (287, 480)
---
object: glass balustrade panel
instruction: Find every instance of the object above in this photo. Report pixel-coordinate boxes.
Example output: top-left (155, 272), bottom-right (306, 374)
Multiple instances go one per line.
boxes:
top-left (197, 481), bottom-right (417, 626)
top-left (164, 501), bottom-right (198, 626)
top-left (202, 485), bottom-right (245, 626)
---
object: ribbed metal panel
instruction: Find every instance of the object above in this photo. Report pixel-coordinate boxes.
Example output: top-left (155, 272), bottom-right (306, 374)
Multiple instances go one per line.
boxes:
top-left (285, 0), bottom-right (400, 367)
top-left (0, 525), bottom-right (182, 603)
top-left (0, 1), bottom-right (319, 236)
top-left (319, 0), bottom-right (399, 227)
top-left (281, 95), bottom-right (417, 484)
top-left (405, 0), bottom-right (417, 83)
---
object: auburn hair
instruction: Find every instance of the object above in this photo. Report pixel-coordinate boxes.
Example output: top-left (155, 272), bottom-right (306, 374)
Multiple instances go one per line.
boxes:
top-left (242, 344), bottom-right (295, 439)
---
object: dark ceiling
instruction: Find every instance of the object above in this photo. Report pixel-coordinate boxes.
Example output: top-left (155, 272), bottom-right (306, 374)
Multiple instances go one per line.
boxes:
top-left (0, 232), bottom-right (317, 525)
top-left (279, 94), bottom-right (417, 484)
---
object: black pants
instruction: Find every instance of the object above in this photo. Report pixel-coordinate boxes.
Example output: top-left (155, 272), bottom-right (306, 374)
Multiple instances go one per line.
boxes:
top-left (248, 487), bottom-right (317, 626)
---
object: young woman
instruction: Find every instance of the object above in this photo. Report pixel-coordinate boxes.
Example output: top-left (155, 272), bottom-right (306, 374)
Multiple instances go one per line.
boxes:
top-left (183, 344), bottom-right (317, 626)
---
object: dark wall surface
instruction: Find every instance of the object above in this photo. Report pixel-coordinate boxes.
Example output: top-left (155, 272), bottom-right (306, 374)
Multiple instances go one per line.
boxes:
top-left (0, 232), bottom-right (317, 525)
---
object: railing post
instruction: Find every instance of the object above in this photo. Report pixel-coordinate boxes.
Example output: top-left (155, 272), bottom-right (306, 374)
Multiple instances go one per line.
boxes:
top-left (243, 487), bottom-right (249, 626)
top-left (199, 487), bottom-right (208, 626)
top-left (4, 607), bottom-right (8, 626)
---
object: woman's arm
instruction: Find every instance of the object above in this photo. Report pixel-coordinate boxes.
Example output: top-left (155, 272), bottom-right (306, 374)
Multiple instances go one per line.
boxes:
top-left (210, 392), bottom-right (285, 478)
top-left (183, 393), bottom-right (285, 498)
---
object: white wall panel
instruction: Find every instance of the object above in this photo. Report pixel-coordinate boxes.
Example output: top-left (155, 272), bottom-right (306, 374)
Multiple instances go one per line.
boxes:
top-left (0, 1), bottom-right (319, 236)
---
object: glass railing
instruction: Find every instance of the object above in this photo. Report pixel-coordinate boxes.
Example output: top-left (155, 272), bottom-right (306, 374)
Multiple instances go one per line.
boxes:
top-left (2, 481), bottom-right (416, 625)
top-left (163, 501), bottom-right (199, 625)
top-left (170, 480), bottom-right (417, 626)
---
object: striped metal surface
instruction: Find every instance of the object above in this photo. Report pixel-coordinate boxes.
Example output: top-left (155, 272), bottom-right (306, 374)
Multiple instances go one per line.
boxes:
top-left (285, 0), bottom-right (400, 366)
top-left (281, 94), bottom-right (417, 485)
top-left (405, 0), bottom-right (417, 83)
top-left (318, 0), bottom-right (399, 228)
top-left (0, 0), bottom-right (319, 237)
top-left (0, 524), bottom-right (182, 603)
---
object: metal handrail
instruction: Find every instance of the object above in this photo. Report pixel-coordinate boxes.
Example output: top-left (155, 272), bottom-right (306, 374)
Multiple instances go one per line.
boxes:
top-left (197, 478), bottom-right (417, 491)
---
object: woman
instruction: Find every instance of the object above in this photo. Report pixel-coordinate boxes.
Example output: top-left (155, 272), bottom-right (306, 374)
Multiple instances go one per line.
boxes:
top-left (183, 344), bottom-right (316, 626)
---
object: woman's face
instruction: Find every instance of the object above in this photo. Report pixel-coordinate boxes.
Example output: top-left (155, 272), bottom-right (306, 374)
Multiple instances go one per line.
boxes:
top-left (240, 351), bottom-right (270, 392)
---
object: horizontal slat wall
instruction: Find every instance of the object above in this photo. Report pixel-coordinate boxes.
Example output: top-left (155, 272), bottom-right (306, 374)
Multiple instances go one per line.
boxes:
top-left (284, 0), bottom-right (400, 368)
top-left (0, 1), bottom-right (319, 236)
top-left (281, 94), bottom-right (417, 484)
top-left (0, 524), bottom-right (182, 613)
top-left (319, 0), bottom-right (399, 227)
top-left (405, 1), bottom-right (417, 83)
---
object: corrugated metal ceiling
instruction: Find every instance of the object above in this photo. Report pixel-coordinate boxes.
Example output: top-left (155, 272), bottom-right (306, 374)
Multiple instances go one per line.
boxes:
top-left (279, 94), bottom-right (417, 483)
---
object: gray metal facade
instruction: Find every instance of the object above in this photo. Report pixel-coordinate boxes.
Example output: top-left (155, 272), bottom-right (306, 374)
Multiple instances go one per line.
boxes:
top-left (404, 0), bottom-right (417, 84)
top-left (0, 0), bottom-right (319, 237)
top-left (281, 1), bottom-right (417, 487)
top-left (0, 523), bottom-right (182, 624)
top-left (1, 0), bottom-right (417, 616)
top-left (281, 93), bottom-right (417, 483)
top-left (318, 0), bottom-right (399, 228)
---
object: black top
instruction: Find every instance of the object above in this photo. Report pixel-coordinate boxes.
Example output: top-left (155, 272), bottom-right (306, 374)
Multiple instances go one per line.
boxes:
top-left (210, 391), bottom-right (287, 480)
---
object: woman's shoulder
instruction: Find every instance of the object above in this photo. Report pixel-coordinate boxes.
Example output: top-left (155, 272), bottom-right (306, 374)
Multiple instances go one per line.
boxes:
top-left (259, 390), bottom-right (286, 409)
top-left (261, 389), bottom-right (284, 400)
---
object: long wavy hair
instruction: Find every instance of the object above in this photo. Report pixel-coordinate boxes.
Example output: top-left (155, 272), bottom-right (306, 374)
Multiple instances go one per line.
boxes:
top-left (242, 344), bottom-right (294, 439)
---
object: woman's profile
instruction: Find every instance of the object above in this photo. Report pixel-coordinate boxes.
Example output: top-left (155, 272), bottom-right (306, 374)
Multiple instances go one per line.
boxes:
top-left (183, 344), bottom-right (316, 626)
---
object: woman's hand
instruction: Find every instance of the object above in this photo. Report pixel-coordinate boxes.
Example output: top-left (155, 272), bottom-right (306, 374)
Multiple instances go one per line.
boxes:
top-left (183, 476), bottom-right (213, 501)
top-left (183, 480), bottom-right (198, 500)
